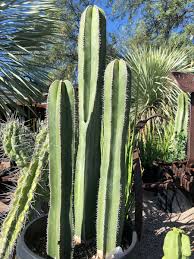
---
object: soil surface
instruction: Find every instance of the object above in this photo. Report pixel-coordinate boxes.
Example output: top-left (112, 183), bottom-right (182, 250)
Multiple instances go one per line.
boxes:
top-left (130, 190), bottom-right (194, 259)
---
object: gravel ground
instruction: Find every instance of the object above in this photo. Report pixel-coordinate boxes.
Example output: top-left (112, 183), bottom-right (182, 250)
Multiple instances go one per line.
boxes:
top-left (130, 190), bottom-right (194, 259)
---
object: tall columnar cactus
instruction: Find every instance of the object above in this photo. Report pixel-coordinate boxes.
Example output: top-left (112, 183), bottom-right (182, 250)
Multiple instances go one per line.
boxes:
top-left (47, 80), bottom-right (75, 259)
top-left (174, 92), bottom-right (189, 138)
top-left (96, 59), bottom-right (131, 258)
top-left (74, 5), bottom-right (106, 242)
top-left (0, 125), bottom-right (48, 259)
top-left (162, 228), bottom-right (191, 259)
top-left (1, 120), bottom-right (35, 168)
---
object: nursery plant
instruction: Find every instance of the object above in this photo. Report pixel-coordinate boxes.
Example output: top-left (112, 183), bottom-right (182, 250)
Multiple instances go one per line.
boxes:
top-left (162, 227), bottom-right (191, 259)
top-left (47, 5), bottom-right (133, 259)
top-left (0, 5), bottom-right (135, 259)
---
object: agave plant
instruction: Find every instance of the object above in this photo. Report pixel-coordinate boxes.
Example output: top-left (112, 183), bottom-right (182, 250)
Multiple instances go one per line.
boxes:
top-left (125, 45), bottom-right (194, 120)
top-left (0, 0), bottom-right (58, 115)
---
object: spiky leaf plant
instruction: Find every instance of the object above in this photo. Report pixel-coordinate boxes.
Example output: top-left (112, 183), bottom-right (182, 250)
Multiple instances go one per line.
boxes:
top-left (0, 0), bottom-right (59, 115)
top-left (126, 45), bottom-right (194, 120)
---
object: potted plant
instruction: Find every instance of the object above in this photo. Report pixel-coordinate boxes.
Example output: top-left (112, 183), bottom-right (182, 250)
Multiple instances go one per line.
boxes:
top-left (2, 5), bottom-right (137, 259)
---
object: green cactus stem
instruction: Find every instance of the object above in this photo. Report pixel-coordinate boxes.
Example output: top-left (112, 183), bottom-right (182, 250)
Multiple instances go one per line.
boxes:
top-left (0, 125), bottom-right (48, 259)
top-left (74, 5), bottom-right (106, 242)
top-left (47, 80), bottom-right (74, 259)
top-left (174, 92), bottom-right (189, 137)
top-left (96, 59), bottom-right (131, 258)
top-left (1, 120), bottom-right (35, 168)
top-left (162, 227), bottom-right (191, 259)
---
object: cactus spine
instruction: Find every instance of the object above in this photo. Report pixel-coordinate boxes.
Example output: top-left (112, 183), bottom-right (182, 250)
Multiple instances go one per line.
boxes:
top-left (162, 228), bottom-right (191, 259)
top-left (96, 59), bottom-right (131, 257)
top-left (0, 125), bottom-right (48, 259)
top-left (74, 5), bottom-right (106, 242)
top-left (47, 80), bottom-right (74, 259)
top-left (174, 92), bottom-right (189, 137)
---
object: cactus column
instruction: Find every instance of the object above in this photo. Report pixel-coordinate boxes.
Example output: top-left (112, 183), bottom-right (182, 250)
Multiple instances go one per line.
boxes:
top-left (97, 59), bottom-right (131, 258)
top-left (74, 5), bottom-right (106, 242)
top-left (174, 92), bottom-right (189, 137)
top-left (47, 80), bottom-right (75, 259)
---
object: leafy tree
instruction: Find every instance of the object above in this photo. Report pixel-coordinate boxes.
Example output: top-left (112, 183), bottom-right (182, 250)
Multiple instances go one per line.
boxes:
top-left (107, 0), bottom-right (194, 47)
top-left (36, 0), bottom-right (94, 81)
top-left (0, 0), bottom-right (59, 115)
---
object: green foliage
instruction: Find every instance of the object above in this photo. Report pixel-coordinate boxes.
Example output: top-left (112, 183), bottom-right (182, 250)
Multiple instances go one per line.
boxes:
top-left (163, 227), bottom-right (191, 259)
top-left (138, 118), bottom-right (174, 167)
top-left (125, 45), bottom-right (194, 120)
top-left (0, 0), bottom-right (59, 115)
top-left (138, 92), bottom-right (189, 167)
top-left (167, 131), bottom-right (187, 162)
top-left (0, 123), bottom-right (49, 259)
top-left (108, 0), bottom-right (194, 49)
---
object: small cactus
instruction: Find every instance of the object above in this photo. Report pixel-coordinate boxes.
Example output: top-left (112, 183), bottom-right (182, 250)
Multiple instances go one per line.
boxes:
top-left (162, 228), bottom-right (191, 259)
top-left (1, 120), bottom-right (35, 168)
top-left (0, 124), bottom-right (48, 259)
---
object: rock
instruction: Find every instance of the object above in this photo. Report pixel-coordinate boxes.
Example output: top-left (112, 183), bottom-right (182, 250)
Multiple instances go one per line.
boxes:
top-left (158, 188), bottom-right (192, 213)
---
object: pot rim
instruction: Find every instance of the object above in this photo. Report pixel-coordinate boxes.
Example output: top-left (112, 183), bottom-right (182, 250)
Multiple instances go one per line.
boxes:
top-left (17, 215), bottom-right (138, 259)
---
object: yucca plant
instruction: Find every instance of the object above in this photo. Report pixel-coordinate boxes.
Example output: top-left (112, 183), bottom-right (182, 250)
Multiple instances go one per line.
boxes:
top-left (125, 45), bottom-right (194, 120)
top-left (0, 0), bottom-right (59, 115)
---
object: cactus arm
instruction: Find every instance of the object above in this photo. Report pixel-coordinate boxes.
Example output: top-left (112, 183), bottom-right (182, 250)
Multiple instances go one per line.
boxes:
top-left (174, 92), bottom-right (189, 137)
top-left (163, 229), bottom-right (181, 259)
top-left (96, 59), bottom-right (130, 257)
top-left (181, 233), bottom-right (191, 258)
top-left (47, 80), bottom-right (74, 259)
top-left (0, 126), bottom-right (48, 259)
top-left (74, 5), bottom-right (106, 242)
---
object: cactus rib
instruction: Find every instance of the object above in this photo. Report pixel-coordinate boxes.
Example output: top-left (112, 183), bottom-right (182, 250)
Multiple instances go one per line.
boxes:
top-left (47, 80), bottom-right (74, 259)
top-left (74, 5), bottom-right (106, 242)
top-left (96, 59), bottom-right (131, 257)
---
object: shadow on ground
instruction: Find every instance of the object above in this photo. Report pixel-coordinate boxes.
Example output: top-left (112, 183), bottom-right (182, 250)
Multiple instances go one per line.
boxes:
top-left (130, 190), bottom-right (194, 259)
